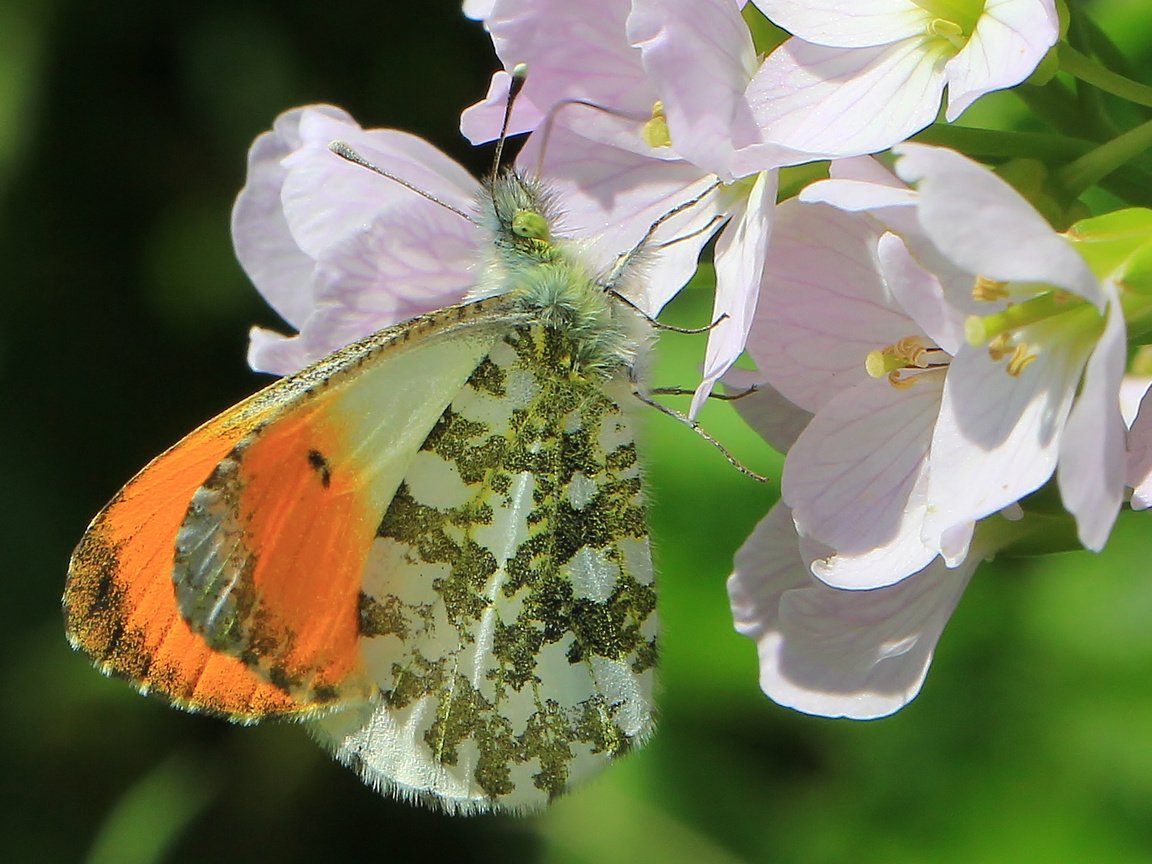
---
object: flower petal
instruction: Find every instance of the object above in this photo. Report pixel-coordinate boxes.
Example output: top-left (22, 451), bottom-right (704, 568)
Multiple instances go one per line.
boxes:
top-left (1120, 376), bottom-right (1152, 428)
top-left (1127, 389), bottom-right (1152, 510)
top-left (281, 114), bottom-right (478, 263)
top-left (877, 232), bottom-right (967, 356)
top-left (1056, 290), bottom-right (1127, 549)
top-left (459, 0), bottom-right (655, 151)
top-left (749, 0), bottom-right (928, 48)
top-left (745, 199), bottom-right (913, 413)
top-left (924, 335), bottom-right (1090, 541)
top-left (944, 0), bottom-right (1059, 120)
top-left (782, 373), bottom-right (944, 588)
top-left (247, 200), bottom-right (482, 374)
top-left (893, 144), bottom-right (1103, 307)
top-left (463, 0), bottom-right (496, 19)
top-left (747, 37), bottom-right (944, 158)
top-left (232, 105), bottom-right (353, 330)
top-left (247, 325), bottom-right (316, 377)
top-left (628, 0), bottom-right (759, 177)
top-left (723, 368), bottom-right (813, 453)
top-left (729, 501), bottom-right (974, 719)
top-left (691, 170), bottom-right (776, 417)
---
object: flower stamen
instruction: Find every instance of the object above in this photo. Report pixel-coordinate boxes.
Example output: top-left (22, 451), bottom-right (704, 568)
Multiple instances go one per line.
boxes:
top-left (972, 275), bottom-right (1009, 302)
top-left (987, 332), bottom-right (1013, 361)
top-left (912, 0), bottom-right (982, 37)
top-left (1006, 343), bottom-right (1038, 376)
top-left (866, 336), bottom-right (949, 388)
top-left (926, 18), bottom-right (967, 50)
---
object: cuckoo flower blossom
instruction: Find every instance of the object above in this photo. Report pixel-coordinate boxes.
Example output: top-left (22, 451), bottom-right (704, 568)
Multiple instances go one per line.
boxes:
top-left (728, 501), bottom-right (979, 719)
top-left (233, 105), bottom-right (698, 378)
top-left (738, 144), bottom-right (1125, 590)
top-left (735, 184), bottom-right (965, 589)
top-left (234, 106), bottom-right (483, 375)
top-left (462, 0), bottom-right (816, 414)
top-left (746, 0), bottom-right (1059, 157)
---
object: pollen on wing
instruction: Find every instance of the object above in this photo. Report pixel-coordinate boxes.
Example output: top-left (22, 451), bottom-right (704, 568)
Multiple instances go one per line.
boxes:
top-left (337, 315), bottom-right (656, 811)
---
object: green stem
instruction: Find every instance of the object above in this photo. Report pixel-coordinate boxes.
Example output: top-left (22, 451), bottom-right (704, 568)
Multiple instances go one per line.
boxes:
top-left (1057, 117), bottom-right (1152, 197)
top-left (1057, 43), bottom-right (1152, 109)
top-left (1065, 15), bottom-right (1120, 138)
top-left (911, 125), bottom-right (1094, 161)
top-left (1016, 76), bottom-right (1089, 138)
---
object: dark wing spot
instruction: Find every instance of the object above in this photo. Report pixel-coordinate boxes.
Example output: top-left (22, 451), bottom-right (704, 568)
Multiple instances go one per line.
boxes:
top-left (307, 449), bottom-right (332, 488)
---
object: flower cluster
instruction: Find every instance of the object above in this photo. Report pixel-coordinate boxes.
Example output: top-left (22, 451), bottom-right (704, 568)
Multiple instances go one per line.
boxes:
top-left (232, 0), bottom-right (1152, 719)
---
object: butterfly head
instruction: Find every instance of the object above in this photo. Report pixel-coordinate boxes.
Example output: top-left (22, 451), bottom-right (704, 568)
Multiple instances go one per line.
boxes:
top-left (480, 170), bottom-right (564, 261)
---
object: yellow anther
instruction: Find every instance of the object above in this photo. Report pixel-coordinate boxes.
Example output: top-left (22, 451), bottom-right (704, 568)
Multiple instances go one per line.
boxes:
top-left (887, 370), bottom-right (920, 389)
top-left (1006, 343), bottom-right (1038, 376)
top-left (972, 275), bottom-right (1009, 302)
top-left (896, 336), bottom-right (933, 367)
top-left (642, 101), bottom-right (672, 149)
top-left (987, 332), bottom-right (1012, 361)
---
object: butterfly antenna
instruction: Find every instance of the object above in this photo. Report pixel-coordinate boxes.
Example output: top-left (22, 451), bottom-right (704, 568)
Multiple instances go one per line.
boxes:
top-left (650, 383), bottom-right (762, 402)
top-left (490, 63), bottom-right (530, 178)
top-left (327, 140), bottom-right (478, 225)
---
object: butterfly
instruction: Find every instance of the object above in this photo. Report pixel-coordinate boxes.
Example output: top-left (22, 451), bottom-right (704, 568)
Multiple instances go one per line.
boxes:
top-left (64, 162), bottom-right (662, 814)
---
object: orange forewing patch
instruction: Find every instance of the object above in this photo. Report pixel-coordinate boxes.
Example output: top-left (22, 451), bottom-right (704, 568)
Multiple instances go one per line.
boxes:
top-left (65, 401), bottom-right (309, 720)
top-left (225, 405), bottom-right (377, 702)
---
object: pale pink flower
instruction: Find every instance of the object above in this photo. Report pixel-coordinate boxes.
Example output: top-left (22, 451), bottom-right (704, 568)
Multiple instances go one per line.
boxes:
top-left (462, 0), bottom-right (815, 414)
top-left (233, 106), bottom-right (483, 374)
top-left (739, 145), bottom-right (1125, 590)
top-left (738, 189), bottom-right (963, 589)
top-left (746, 0), bottom-right (1059, 157)
top-left (727, 501), bottom-right (977, 719)
top-left (232, 104), bottom-right (706, 379)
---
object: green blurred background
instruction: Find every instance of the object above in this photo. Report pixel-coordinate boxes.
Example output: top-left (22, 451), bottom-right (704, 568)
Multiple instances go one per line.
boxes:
top-left (4, 1), bottom-right (1152, 861)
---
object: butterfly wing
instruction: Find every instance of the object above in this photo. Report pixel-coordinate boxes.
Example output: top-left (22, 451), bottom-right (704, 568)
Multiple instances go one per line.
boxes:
top-left (66, 401), bottom-right (301, 719)
top-left (312, 326), bottom-right (658, 813)
top-left (65, 298), bottom-right (522, 720)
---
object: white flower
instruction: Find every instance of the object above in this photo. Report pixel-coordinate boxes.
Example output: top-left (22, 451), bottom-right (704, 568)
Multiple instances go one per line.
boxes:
top-left (746, 0), bottom-right (1059, 157)
top-left (738, 144), bottom-right (1125, 590)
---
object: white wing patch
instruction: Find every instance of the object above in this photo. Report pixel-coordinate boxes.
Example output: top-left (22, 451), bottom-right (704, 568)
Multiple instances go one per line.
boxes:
top-left (312, 327), bottom-right (657, 813)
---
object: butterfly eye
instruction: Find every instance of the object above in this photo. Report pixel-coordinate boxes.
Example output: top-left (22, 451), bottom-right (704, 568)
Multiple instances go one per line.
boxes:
top-left (511, 209), bottom-right (549, 242)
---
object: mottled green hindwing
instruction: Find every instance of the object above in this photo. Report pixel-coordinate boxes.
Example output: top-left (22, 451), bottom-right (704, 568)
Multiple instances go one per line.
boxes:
top-left (312, 319), bottom-right (656, 813)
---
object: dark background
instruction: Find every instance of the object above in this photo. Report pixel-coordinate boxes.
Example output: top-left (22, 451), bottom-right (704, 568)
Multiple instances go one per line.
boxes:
top-left (4, 2), bottom-right (1152, 862)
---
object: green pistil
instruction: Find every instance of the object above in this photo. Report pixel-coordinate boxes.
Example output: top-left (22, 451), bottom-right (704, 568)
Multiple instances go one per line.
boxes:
top-left (926, 18), bottom-right (965, 50)
top-left (965, 290), bottom-right (1089, 346)
top-left (865, 349), bottom-right (908, 379)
